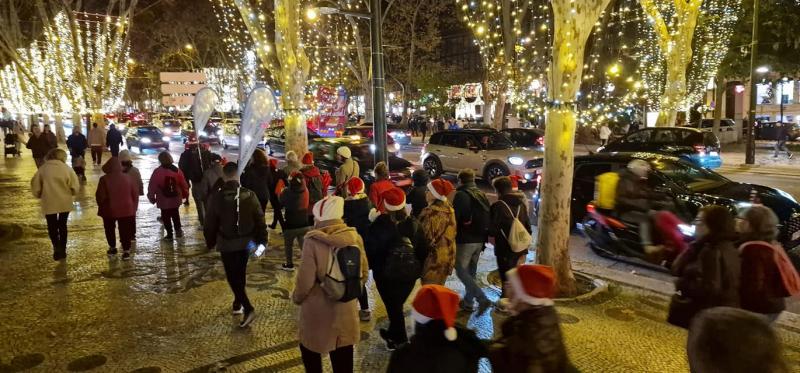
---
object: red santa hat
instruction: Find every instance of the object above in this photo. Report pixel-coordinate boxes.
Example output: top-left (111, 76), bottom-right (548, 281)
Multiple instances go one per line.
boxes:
top-left (506, 264), bottom-right (557, 306)
top-left (302, 152), bottom-right (314, 165)
top-left (509, 174), bottom-right (525, 191)
top-left (268, 158), bottom-right (279, 170)
top-left (411, 285), bottom-right (460, 341)
top-left (347, 177), bottom-right (365, 196)
top-left (382, 187), bottom-right (406, 211)
top-left (427, 179), bottom-right (454, 202)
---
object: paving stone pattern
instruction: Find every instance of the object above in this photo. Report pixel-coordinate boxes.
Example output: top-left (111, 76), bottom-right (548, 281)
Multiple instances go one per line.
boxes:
top-left (1, 151), bottom-right (799, 372)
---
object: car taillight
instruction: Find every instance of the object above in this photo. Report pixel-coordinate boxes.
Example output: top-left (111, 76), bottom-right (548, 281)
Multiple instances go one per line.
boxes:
top-left (693, 144), bottom-right (706, 155)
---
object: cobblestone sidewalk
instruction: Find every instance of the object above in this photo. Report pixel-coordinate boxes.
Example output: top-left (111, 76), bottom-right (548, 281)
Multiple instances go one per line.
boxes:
top-left (1, 153), bottom-right (799, 372)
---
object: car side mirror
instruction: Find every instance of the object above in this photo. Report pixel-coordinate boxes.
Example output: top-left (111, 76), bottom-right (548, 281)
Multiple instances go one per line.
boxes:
top-left (469, 146), bottom-right (480, 153)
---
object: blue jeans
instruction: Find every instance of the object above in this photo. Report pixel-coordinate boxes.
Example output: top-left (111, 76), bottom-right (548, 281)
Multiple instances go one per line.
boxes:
top-left (455, 243), bottom-right (488, 305)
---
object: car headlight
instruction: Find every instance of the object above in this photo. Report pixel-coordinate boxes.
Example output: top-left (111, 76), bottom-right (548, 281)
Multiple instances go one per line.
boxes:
top-left (393, 143), bottom-right (401, 151)
top-left (163, 128), bottom-right (172, 135)
top-left (162, 136), bottom-right (170, 142)
top-left (776, 188), bottom-right (798, 203)
top-left (141, 137), bottom-right (152, 144)
top-left (735, 201), bottom-right (753, 211)
top-left (508, 156), bottom-right (524, 166)
top-left (200, 131), bottom-right (208, 137)
top-left (370, 144), bottom-right (376, 153)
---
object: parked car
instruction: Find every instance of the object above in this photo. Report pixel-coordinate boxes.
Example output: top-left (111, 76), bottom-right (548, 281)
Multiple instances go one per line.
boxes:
top-left (598, 127), bottom-right (722, 169)
top-left (689, 118), bottom-right (736, 133)
top-left (308, 137), bottom-right (414, 190)
top-left (754, 121), bottom-right (800, 141)
top-left (531, 152), bottom-right (800, 262)
top-left (501, 128), bottom-right (545, 151)
top-left (125, 126), bottom-right (170, 153)
top-left (342, 125), bottom-right (401, 151)
top-left (420, 129), bottom-right (543, 184)
top-left (265, 125), bottom-right (320, 155)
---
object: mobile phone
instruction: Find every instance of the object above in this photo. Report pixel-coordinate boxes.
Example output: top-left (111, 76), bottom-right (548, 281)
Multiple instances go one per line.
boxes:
top-left (254, 244), bottom-right (266, 257)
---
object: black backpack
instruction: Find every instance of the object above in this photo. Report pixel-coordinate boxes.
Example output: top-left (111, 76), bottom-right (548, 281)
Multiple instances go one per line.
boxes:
top-left (384, 236), bottom-right (421, 282)
top-left (320, 245), bottom-right (363, 302)
top-left (163, 176), bottom-right (179, 198)
top-left (305, 174), bottom-right (324, 206)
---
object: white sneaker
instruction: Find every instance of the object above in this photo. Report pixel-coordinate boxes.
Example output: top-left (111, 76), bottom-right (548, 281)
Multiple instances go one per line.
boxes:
top-left (239, 310), bottom-right (256, 328)
top-left (232, 306), bottom-right (244, 315)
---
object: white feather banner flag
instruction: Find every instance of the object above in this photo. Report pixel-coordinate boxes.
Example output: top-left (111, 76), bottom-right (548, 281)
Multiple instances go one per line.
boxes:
top-left (238, 86), bottom-right (278, 175)
top-left (192, 87), bottom-right (219, 136)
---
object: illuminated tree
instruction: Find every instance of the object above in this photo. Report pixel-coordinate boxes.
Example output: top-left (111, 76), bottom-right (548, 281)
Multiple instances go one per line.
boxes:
top-left (218, 0), bottom-right (311, 156)
top-left (537, 0), bottom-right (613, 295)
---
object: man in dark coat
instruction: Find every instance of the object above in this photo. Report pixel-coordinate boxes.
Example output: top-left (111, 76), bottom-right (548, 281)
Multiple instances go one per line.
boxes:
top-left (406, 169), bottom-right (429, 218)
top-left (105, 123), bottom-right (123, 156)
top-left (615, 159), bottom-right (666, 253)
top-left (204, 162), bottom-right (266, 328)
top-left (488, 176), bottom-right (532, 313)
top-left (451, 169), bottom-right (492, 314)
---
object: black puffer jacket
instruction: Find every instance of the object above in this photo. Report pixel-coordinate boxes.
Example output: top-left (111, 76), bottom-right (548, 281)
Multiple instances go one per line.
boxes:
top-left (280, 177), bottom-right (311, 230)
top-left (241, 162), bottom-right (272, 207)
top-left (343, 196), bottom-right (372, 239)
top-left (488, 306), bottom-right (578, 373)
top-left (388, 321), bottom-right (487, 373)
top-left (364, 214), bottom-right (421, 275)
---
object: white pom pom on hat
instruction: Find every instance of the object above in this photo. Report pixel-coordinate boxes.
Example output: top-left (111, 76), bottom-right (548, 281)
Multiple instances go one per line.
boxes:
top-left (411, 284), bottom-right (460, 341)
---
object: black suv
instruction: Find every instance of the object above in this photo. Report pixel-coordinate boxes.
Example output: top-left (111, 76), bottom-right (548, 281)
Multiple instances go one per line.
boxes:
top-left (598, 127), bottom-right (722, 169)
top-left (531, 152), bottom-right (800, 252)
top-left (265, 126), bottom-right (320, 155)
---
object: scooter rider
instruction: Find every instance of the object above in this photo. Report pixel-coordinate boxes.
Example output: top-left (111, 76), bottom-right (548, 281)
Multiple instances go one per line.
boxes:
top-left (615, 159), bottom-right (668, 254)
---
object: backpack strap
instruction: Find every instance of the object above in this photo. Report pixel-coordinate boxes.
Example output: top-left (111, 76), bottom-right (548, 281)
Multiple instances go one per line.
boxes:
top-left (499, 200), bottom-right (522, 219)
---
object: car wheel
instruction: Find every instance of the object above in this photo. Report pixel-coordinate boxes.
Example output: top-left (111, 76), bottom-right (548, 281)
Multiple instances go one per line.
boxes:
top-left (484, 163), bottom-right (509, 182)
top-left (223, 141), bottom-right (228, 150)
top-left (422, 155), bottom-right (442, 178)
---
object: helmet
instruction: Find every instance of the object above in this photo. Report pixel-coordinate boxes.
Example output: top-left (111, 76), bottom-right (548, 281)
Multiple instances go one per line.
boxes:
top-left (627, 159), bottom-right (651, 178)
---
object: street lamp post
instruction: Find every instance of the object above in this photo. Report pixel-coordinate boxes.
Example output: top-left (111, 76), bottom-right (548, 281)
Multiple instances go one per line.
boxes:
top-left (307, 1), bottom-right (387, 164)
top-left (746, 0), bottom-right (760, 164)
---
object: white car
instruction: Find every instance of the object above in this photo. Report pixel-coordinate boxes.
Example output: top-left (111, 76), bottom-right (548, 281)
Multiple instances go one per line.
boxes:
top-left (220, 118), bottom-right (266, 149)
top-left (420, 129), bottom-right (543, 182)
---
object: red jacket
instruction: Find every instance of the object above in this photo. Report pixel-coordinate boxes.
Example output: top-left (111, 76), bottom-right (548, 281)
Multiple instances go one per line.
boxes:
top-left (369, 179), bottom-right (394, 212)
top-left (147, 165), bottom-right (189, 209)
top-left (96, 158), bottom-right (139, 218)
top-left (739, 241), bottom-right (792, 314)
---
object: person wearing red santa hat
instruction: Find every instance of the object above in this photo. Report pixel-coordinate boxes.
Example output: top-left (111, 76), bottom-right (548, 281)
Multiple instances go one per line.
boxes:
top-left (418, 178), bottom-right (457, 285)
top-left (293, 195), bottom-right (368, 373)
top-left (488, 264), bottom-right (576, 373)
top-left (300, 152), bottom-right (325, 223)
top-left (365, 187), bottom-right (423, 350)
top-left (387, 285), bottom-right (487, 373)
top-left (488, 176), bottom-right (533, 313)
top-left (368, 161), bottom-right (394, 213)
top-left (342, 177), bottom-right (374, 321)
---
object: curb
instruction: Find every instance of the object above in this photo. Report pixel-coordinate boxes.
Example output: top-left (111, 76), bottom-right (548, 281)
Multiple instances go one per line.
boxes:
top-left (718, 165), bottom-right (800, 177)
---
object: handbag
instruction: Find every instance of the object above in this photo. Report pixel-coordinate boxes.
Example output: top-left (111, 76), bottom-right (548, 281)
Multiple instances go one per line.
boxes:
top-left (667, 292), bottom-right (702, 329)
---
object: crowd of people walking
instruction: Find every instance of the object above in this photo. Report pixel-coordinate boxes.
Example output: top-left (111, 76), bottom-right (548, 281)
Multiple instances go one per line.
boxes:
top-left (23, 120), bottom-right (799, 372)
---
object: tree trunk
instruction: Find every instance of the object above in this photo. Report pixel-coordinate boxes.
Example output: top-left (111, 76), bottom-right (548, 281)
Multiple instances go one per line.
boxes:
top-left (54, 113), bottom-right (65, 144)
top-left (712, 79), bottom-right (724, 135)
top-left (481, 80), bottom-right (492, 124)
top-left (72, 112), bottom-right (83, 135)
top-left (401, 95), bottom-right (411, 125)
top-left (492, 89), bottom-right (506, 129)
top-left (284, 110), bottom-right (308, 157)
top-left (537, 0), bottom-right (611, 296)
top-left (656, 51), bottom-right (689, 127)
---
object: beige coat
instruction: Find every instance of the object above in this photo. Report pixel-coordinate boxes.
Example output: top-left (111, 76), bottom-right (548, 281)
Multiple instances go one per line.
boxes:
top-left (292, 219), bottom-right (368, 353)
top-left (31, 159), bottom-right (79, 215)
top-left (88, 127), bottom-right (106, 146)
top-left (335, 157), bottom-right (360, 197)
top-left (419, 200), bottom-right (457, 285)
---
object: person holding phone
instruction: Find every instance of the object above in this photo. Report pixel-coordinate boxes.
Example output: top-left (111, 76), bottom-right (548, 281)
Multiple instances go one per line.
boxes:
top-left (204, 162), bottom-right (267, 328)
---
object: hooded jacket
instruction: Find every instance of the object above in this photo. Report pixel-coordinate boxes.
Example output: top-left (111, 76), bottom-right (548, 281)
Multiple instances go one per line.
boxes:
top-left (489, 192), bottom-right (533, 256)
top-left (292, 220), bottom-right (368, 353)
top-left (407, 171), bottom-right (430, 217)
top-left (452, 181), bottom-right (491, 244)
top-left (418, 200), bottom-right (457, 284)
top-left (280, 177), bottom-right (311, 229)
top-left (121, 162), bottom-right (144, 196)
top-left (203, 180), bottom-right (266, 252)
top-left (388, 321), bottom-right (487, 373)
top-left (488, 307), bottom-right (578, 373)
top-left (96, 158), bottom-right (139, 218)
top-left (31, 159), bottom-right (79, 215)
top-left (147, 164), bottom-right (189, 209)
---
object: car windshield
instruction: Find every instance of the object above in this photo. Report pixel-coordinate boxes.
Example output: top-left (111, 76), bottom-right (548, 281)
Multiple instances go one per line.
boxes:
top-left (651, 158), bottom-right (729, 191)
top-left (138, 127), bottom-right (162, 136)
top-left (478, 132), bottom-right (514, 150)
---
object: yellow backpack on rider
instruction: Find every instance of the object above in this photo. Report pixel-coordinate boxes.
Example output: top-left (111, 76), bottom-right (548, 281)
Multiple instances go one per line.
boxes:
top-left (594, 172), bottom-right (619, 209)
